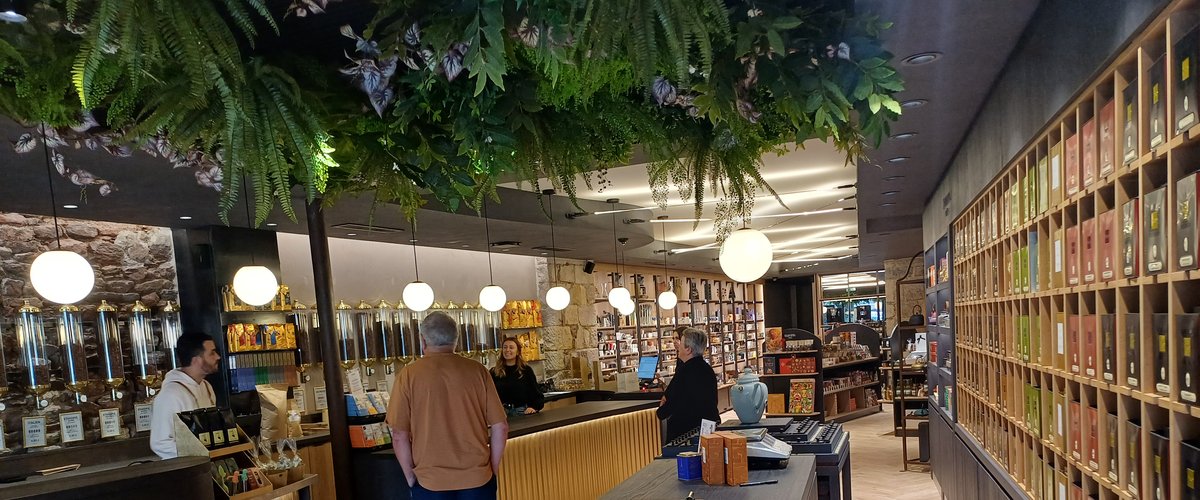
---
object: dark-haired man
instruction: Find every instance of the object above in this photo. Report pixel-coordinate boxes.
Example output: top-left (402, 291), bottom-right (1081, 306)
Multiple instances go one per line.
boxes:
top-left (151, 332), bottom-right (220, 459)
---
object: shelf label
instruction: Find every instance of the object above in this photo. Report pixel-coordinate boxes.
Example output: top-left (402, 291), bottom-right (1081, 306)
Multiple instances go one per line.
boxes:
top-left (294, 387), bottom-right (307, 413)
top-left (135, 403), bottom-right (154, 432)
top-left (23, 416), bottom-right (47, 448)
top-left (347, 369), bottom-right (366, 398)
top-left (60, 411), bottom-right (85, 443)
top-left (99, 408), bottom-right (122, 438)
top-left (315, 386), bottom-right (328, 411)
top-left (1056, 323), bottom-right (1065, 355)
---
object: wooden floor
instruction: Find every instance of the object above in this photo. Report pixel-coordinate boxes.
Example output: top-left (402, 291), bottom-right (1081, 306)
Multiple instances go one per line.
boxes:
top-left (841, 404), bottom-right (942, 500)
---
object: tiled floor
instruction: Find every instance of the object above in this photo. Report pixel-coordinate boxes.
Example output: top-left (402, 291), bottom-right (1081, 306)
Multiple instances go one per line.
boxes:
top-left (841, 405), bottom-right (942, 500)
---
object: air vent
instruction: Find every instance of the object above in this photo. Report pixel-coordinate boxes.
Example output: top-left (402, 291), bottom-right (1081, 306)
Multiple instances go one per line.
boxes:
top-left (490, 241), bottom-right (522, 249)
top-left (531, 245), bottom-right (572, 253)
top-left (330, 223), bottom-right (406, 234)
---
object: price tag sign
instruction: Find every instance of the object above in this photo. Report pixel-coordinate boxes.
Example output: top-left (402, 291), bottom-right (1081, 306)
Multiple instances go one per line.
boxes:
top-left (23, 416), bottom-right (47, 448)
top-left (347, 369), bottom-right (366, 398)
top-left (99, 408), bottom-right (122, 438)
top-left (376, 380), bottom-right (390, 393)
top-left (294, 387), bottom-right (307, 413)
top-left (135, 403), bottom-right (154, 432)
top-left (60, 411), bottom-right (85, 443)
top-left (315, 386), bottom-right (328, 411)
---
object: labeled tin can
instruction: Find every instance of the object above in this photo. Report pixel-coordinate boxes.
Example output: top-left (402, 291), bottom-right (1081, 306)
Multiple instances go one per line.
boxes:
top-left (676, 451), bottom-right (702, 480)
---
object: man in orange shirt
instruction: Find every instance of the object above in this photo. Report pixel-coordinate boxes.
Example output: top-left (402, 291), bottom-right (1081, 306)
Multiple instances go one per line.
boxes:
top-left (387, 311), bottom-right (509, 498)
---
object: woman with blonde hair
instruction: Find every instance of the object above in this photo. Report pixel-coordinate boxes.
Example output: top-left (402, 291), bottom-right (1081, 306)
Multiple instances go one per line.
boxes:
top-left (490, 337), bottom-right (545, 416)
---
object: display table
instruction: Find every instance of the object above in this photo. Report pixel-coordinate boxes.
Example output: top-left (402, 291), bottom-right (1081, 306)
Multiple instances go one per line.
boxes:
top-left (352, 400), bottom-right (661, 499)
top-left (602, 455), bottom-right (817, 499)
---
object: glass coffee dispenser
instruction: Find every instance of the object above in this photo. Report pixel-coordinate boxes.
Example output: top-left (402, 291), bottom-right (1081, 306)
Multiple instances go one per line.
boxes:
top-left (290, 302), bottom-right (321, 382)
top-left (375, 300), bottom-right (397, 373)
top-left (160, 301), bottom-right (183, 370)
top-left (17, 301), bottom-right (50, 408)
top-left (483, 308), bottom-right (502, 364)
top-left (57, 305), bottom-right (90, 403)
top-left (335, 300), bottom-right (357, 370)
top-left (355, 301), bottom-right (379, 374)
top-left (0, 315), bottom-right (8, 411)
top-left (393, 300), bottom-right (417, 365)
top-left (96, 300), bottom-right (126, 399)
top-left (129, 300), bottom-right (161, 396)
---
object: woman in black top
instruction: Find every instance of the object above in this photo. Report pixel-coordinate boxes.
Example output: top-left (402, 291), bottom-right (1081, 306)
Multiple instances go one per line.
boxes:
top-left (490, 338), bottom-right (544, 416)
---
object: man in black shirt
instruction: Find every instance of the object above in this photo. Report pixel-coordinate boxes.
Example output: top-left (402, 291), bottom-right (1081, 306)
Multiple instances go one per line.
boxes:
top-left (656, 327), bottom-right (720, 442)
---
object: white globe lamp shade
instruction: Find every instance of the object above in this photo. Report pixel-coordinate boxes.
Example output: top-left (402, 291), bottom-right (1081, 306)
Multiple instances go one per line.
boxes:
top-left (719, 228), bottom-right (773, 282)
top-left (657, 290), bottom-right (678, 310)
top-left (30, 250), bottom-right (95, 304)
top-left (607, 287), bottom-right (631, 309)
top-left (545, 286), bottom-right (571, 311)
top-left (617, 300), bottom-right (635, 316)
top-left (479, 285), bottom-right (508, 312)
top-left (232, 265), bottom-right (279, 306)
top-left (403, 281), bottom-right (435, 312)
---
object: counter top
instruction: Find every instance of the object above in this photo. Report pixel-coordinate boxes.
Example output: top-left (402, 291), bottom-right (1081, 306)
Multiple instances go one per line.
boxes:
top-left (0, 455), bottom-right (212, 500)
top-left (509, 400), bottom-right (658, 438)
top-left (602, 455), bottom-right (818, 500)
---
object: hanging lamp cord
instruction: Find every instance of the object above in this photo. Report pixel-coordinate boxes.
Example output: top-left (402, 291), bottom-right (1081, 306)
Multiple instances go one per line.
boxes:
top-left (410, 220), bottom-right (420, 281)
top-left (610, 201), bottom-right (620, 287)
top-left (39, 125), bottom-right (62, 249)
top-left (547, 191), bottom-right (558, 285)
top-left (660, 219), bottom-right (670, 291)
top-left (242, 172), bottom-right (256, 264)
top-left (484, 202), bottom-right (495, 284)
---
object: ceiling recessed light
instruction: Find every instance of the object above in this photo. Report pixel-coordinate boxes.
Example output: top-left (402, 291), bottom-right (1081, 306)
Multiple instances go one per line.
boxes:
top-left (883, 175), bottom-right (906, 181)
top-left (409, 239), bottom-right (418, 243)
top-left (178, 216), bottom-right (192, 220)
top-left (882, 191), bottom-right (900, 196)
top-left (902, 52), bottom-right (942, 65)
top-left (880, 202), bottom-right (896, 207)
top-left (62, 204), bottom-right (78, 209)
top-left (900, 99), bottom-right (928, 109)
top-left (540, 252), bottom-right (548, 255)
top-left (347, 233), bottom-right (357, 236)
top-left (891, 132), bottom-right (917, 140)
top-left (887, 156), bottom-right (909, 163)
top-left (266, 223), bottom-right (277, 227)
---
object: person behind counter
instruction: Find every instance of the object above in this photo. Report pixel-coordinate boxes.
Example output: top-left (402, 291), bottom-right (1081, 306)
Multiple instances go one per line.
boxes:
top-left (490, 338), bottom-right (545, 416)
top-left (656, 327), bottom-right (719, 443)
top-left (151, 332), bottom-right (220, 459)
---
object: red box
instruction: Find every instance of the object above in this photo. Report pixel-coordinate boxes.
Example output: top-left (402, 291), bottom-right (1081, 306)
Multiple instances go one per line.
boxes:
top-left (1083, 315), bottom-right (1097, 378)
top-left (1082, 118), bottom-right (1097, 187)
top-left (1067, 225), bottom-right (1081, 286)
top-left (1069, 315), bottom-right (1081, 373)
top-left (1100, 210), bottom-right (1117, 280)
top-left (1069, 401), bottom-right (1082, 459)
top-left (1100, 100), bottom-right (1116, 176)
top-left (1082, 218), bottom-right (1097, 283)
top-left (1066, 133), bottom-right (1081, 195)
top-left (1087, 407), bottom-right (1099, 470)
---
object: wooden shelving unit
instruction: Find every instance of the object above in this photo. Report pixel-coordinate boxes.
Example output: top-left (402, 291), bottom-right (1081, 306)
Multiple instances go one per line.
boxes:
top-left (762, 329), bottom-right (824, 419)
top-left (820, 324), bottom-right (884, 422)
top-left (926, 234), bottom-right (957, 420)
top-left (950, 5), bottom-right (1200, 498)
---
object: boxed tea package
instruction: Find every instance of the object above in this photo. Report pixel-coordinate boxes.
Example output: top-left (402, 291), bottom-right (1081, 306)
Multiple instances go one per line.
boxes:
top-left (1123, 198), bottom-right (1141, 277)
top-left (1083, 315), bottom-right (1098, 378)
top-left (1083, 217), bottom-right (1097, 284)
top-left (1179, 173), bottom-right (1199, 270)
top-left (1066, 132), bottom-right (1081, 196)
top-left (715, 431), bottom-right (748, 486)
top-left (1129, 419), bottom-right (1142, 496)
top-left (1069, 314), bottom-right (1081, 374)
top-left (1180, 313), bottom-right (1200, 403)
top-left (1101, 314), bottom-right (1117, 382)
top-left (1100, 99), bottom-right (1116, 176)
top-left (1182, 440), bottom-right (1200, 499)
top-left (1154, 313), bottom-right (1170, 395)
top-left (1144, 187), bottom-right (1166, 274)
top-left (1107, 413), bottom-right (1120, 482)
top-left (1069, 401), bottom-right (1082, 460)
top-left (1177, 26), bottom-right (1200, 133)
top-left (1087, 406), bottom-right (1099, 470)
top-left (1082, 118), bottom-right (1097, 187)
top-left (1127, 313), bottom-right (1142, 388)
top-left (1124, 78), bottom-right (1139, 163)
top-left (1150, 430), bottom-right (1169, 500)
top-left (1100, 210), bottom-right (1117, 280)
top-left (1149, 54), bottom-right (1167, 148)
top-left (1068, 224), bottom-right (1081, 286)
top-left (700, 434), bottom-right (726, 486)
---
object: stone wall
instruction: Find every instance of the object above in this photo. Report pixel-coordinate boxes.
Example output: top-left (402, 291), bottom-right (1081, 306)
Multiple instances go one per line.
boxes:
top-left (884, 255), bottom-right (926, 334)
top-left (534, 258), bottom-right (597, 382)
top-left (0, 213), bottom-right (179, 454)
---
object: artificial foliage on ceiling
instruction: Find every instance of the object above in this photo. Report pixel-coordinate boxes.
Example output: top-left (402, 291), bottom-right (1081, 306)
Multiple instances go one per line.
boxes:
top-left (0, 0), bottom-right (903, 238)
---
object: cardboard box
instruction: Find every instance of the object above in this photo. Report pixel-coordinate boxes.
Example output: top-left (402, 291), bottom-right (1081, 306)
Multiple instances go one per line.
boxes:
top-left (1066, 132), bottom-right (1081, 196)
top-left (1129, 420), bottom-right (1142, 496)
top-left (1083, 217), bottom-right (1097, 284)
top-left (1082, 118), bottom-right (1097, 187)
top-left (1178, 27), bottom-right (1200, 133)
top-left (1107, 413), bottom-right (1120, 482)
top-left (1182, 313), bottom-right (1200, 403)
top-left (1182, 440), bottom-right (1200, 500)
top-left (1154, 313), bottom-right (1170, 395)
top-left (1150, 54), bottom-right (1167, 148)
top-left (1087, 407), bottom-right (1099, 470)
top-left (1101, 314), bottom-right (1117, 382)
top-left (1124, 78), bottom-right (1139, 163)
top-left (1056, 313), bottom-right (1068, 371)
top-left (1127, 313), bottom-right (1142, 388)
top-left (1053, 228), bottom-right (1066, 288)
top-left (1068, 225), bottom-right (1081, 286)
top-left (767, 393), bottom-right (784, 414)
top-left (700, 434), bottom-right (726, 486)
top-left (1123, 199), bottom-right (1141, 277)
top-left (1150, 430), bottom-right (1169, 500)
top-left (1100, 210), bottom-right (1117, 280)
top-left (1084, 315), bottom-right (1098, 378)
top-left (1069, 401), bottom-right (1082, 459)
top-left (1069, 314), bottom-right (1081, 374)
top-left (715, 431), bottom-right (748, 486)
top-left (1100, 100), bottom-right (1116, 176)
top-left (1145, 187), bottom-right (1167, 274)
top-left (1179, 173), bottom-right (1198, 270)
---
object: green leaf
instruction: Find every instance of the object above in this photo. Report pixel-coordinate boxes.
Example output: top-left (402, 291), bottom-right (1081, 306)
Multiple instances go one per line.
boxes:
top-left (766, 30), bottom-right (785, 54)
top-left (882, 96), bottom-right (902, 115)
top-left (868, 94), bottom-right (881, 114)
top-left (773, 17), bottom-right (803, 30)
top-left (852, 76), bottom-right (872, 101)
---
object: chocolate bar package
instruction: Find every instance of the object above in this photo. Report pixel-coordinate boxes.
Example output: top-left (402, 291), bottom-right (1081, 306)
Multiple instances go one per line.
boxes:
top-left (1101, 314), bottom-right (1116, 382)
top-left (1145, 187), bottom-right (1166, 274)
top-left (1179, 173), bottom-right (1199, 270)
top-left (1154, 313), bottom-right (1170, 395)
top-left (1128, 313), bottom-right (1142, 388)
top-left (1179, 27), bottom-right (1200, 133)
top-left (1100, 210), bottom-right (1117, 280)
top-left (1151, 430), bottom-right (1169, 500)
top-left (1082, 118), bottom-right (1097, 188)
top-left (1124, 198), bottom-right (1141, 278)
top-left (1180, 313), bottom-right (1199, 403)
top-left (1066, 132), bottom-right (1081, 196)
top-left (1100, 99), bottom-right (1116, 176)
top-left (1124, 78), bottom-right (1140, 163)
top-left (1150, 54), bottom-right (1167, 148)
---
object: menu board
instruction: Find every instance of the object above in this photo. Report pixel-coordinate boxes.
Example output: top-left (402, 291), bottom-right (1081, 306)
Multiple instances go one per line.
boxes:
top-left (60, 411), bottom-right (85, 443)
top-left (23, 416), bottom-right (47, 448)
top-left (99, 408), bottom-right (122, 438)
top-left (135, 403), bottom-right (154, 433)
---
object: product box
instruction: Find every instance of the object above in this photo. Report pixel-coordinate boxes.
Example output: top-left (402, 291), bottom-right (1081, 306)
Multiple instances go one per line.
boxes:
top-left (699, 433), bottom-right (726, 486)
top-left (1069, 314), bottom-right (1082, 374)
top-left (1068, 224), bottom-right (1081, 286)
top-left (1128, 313), bottom-right (1142, 388)
top-left (1179, 27), bottom-right (1200, 133)
top-left (1107, 413), bottom-right (1120, 482)
top-left (1124, 198), bottom-right (1141, 278)
top-left (1020, 246), bottom-right (1030, 293)
top-left (1053, 228), bottom-right (1066, 288)
top-left (1084, 314), bottom-right (1098, 378)
top-left (1087, 406), bottom-right (1099, 470)
top-left (1032, 314), bottom-right (1044, 364)
top-left (1030, 231), bottom-right (1041, 292)
top-left (1179, 173), bottom-right (1199, 269)
top-left (1066, 132), bottom-right (1081, 196)
top-left (1182, 440), bottom-right (1200, 500)
top-left (1051, 142), bottom-right (1064, 206)
top-left (1101, 314), bottom-right (1117, 382)
top-left (1056, 313), bottom-right (1068, 370)
top-left (762, 356), bottom-right (777, 375)
top-left (1146, 187), bottom-right (1167, 274)
top-left (1070, 401), bottom-right (1082, 460)
top-left (1083, 217), bottom-right (1097, 284)
top-left (767, 393), bottom-right (784, 414)
top-left (1150, 430), bottom-right (1169, 500)
top-left (1100, 210), bottom-right (1117, 280)
top-left (1028, 164), bottom-right (1039, 218)
top-left (1125, 78), bottom-right (1140, 163)
top-left (1082, 118), bottom-right (1097, 188)
top-left (1039, 155), bottom-right (1050, 214)
top-left (1183, 313), bottom-right (1200, 403)
top-left (715, 431), bottom-right (748, 486)
top-left (1155, 313), bottom-right (1170, 395)
top-left (1056, 392), bottom-right (1068, 450)
top-left (1129, 420), bottom-right (1142, 496)
top-left (1151, 54), bottom-right (1168, 147)
top-left (1100, 99), bottom-right (1117, 176)
top-left (1070, 482), bottom-right (1083, 500)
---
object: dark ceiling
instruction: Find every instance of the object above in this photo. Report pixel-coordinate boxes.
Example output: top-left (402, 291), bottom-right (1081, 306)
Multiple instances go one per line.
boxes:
top-left (0, 1), bottom-right (1044, 278)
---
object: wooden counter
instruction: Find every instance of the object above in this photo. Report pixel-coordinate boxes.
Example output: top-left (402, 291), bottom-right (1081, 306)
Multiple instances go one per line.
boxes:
top-left (602, 455), bottom-right (818, 500)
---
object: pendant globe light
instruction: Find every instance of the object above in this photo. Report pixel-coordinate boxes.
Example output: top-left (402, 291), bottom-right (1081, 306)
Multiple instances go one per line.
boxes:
top-left (30, 125), bottom-right (94, 305)
top-left (402, 221), bottom-right (435, 312)
top-left (605, 199), bottom-right (633, 309)
top-left (542, 189), bottom-right (571, 311)
top-left (477, 202), bottom-right (507, 312)
top-left (655, 217), bottom-right (677, 310)
top-left (231, 173), bottom-right (279, 306)
top-left (720, 224), bottom-right (773, 283)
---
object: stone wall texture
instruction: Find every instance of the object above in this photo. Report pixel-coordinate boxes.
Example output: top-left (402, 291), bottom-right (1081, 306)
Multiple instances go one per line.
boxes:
top-left (884, 255), bottom-right (926, 334)
top-left (0, 213), bottom-right (179, 454)
top-left (534, 258), bottom-right (597, 382)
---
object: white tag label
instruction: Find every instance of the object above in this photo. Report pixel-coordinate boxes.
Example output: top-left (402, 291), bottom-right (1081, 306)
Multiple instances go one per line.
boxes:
top-left (0, 422), bottom-right (5, 450)
top-left (377, 380), bottom-right (390, 393)
top-left (23, 416), bottom-right (47, 448)
top-left (135, 403), bottom-right (154, 432)
top-left (294, 387), bottom-right (307, 413)
top-left (1056, 403), bottom-right (1064, 436)
top-left (1058, 483), bottom-right (1066, 500)
top-left (1052, 156), bottom-right (1061, 188)
top-left (60, 411), bottom-right (85, 443)
top-left (347, 369), bottom-right (366, 398)
top-left (1057, 324), bottom-right (1066, 355)
top-left (315, 386), bottom-right (328, 411)
top-left (699, 419), bottom-right (717, 453)
top-left (99, 408), bottom-right (122, 438)
top-left (1054, 240), bottom-right (1063, 272)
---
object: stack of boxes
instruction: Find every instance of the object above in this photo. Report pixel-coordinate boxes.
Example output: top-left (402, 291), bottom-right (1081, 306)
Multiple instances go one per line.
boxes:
top-left (698, 432), bottom-right (749, 486)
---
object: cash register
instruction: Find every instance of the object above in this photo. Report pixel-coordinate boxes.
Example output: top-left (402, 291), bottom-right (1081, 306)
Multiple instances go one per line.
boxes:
top-left (636, 355), bottom-right (663, 391)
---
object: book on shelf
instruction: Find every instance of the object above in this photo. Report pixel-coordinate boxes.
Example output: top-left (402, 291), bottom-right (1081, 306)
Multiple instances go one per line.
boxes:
top-left (1099, 210), bottom-right (1116, 280)
top-left (1124, 78), bottom-right (1139, 164)
top-left (1127, 313), bottom-right (1141, 387)
top-left (1081, 117), bottom-right (1096, 188)
top-left (1083, 314), bottom-right (1097, 377)
top-left (1154, 313), bottom-right (1169, 395)
top-left (1050, 142), bottom-right (1063, 206)
top-left (1178, 173), bottom-right (1198, 269)
top-left (1100, 314), bottom-right (1116, 382)
top-left (1067, 224), bottom-right (1081, 286)
top-left (1178, 313), bottom-right (1198, 403)
top-left (1144, 187), bottom-right (1166, 274)
top-left (1178, 27), bottom-right (1200, 132)
top-left (1099, 99), bottom-right (1116, 176)
top-left (1123, 198), bottom-right (1140, 277)
top-left (1082, 217), bottom-right (1096, 284)
top-left (1066, 132), bottom-right (1080, 196)
top-left (1149, 54), bottom-right (1167, 148)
